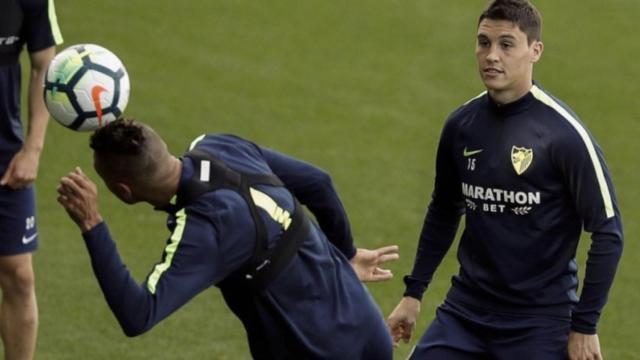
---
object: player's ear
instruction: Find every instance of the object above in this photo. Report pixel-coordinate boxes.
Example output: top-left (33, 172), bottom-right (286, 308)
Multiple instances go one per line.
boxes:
top-left (530, 40), bottom-right (543, 63)
top-left (113, 182), bottom-right (135, 204)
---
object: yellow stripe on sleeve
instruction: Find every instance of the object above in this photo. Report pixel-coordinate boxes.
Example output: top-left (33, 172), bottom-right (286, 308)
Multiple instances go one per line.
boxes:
top-left (147, 208), bottom-right (187, 294)
top-left (48, 0), bottom-right (64, 45)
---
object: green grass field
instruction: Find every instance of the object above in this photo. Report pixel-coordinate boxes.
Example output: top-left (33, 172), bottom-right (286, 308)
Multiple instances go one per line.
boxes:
top-left (18, 0), bottom-right (640, 358)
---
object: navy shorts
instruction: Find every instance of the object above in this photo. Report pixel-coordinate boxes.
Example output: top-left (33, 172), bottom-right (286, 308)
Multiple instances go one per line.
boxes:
top-left (409, 300), bottom-right (570, 360)
top-left (0, 185), bottom-right (38, 255)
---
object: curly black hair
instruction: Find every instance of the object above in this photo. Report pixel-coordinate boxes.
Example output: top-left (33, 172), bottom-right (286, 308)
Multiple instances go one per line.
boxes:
top-left (90, 118), bottom-right (146, 156)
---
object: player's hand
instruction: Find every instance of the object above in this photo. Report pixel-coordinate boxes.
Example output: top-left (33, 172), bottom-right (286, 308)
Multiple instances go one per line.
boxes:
top-left (387, 297), bottom-right (421, 348)
top-left (0, 147), bottom-right (40, 189)
top-left (57, 167), bottom-right (103, 232)
top-left (349, 245), bottom-right (399, 282)
top-left (568, 331), bottom-right (602, 360)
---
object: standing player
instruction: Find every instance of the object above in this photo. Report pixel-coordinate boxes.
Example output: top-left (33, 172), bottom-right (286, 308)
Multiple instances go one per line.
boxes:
top-left (387, 0), bottom-right (623, 359)
top-left (0, 0), bottom-right (63, 358)
top-left (57, 119), bottom-right (397, 359)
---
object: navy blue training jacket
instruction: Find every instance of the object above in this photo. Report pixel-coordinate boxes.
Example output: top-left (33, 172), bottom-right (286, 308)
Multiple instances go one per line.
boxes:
top-left (82, 134), bottom-right (392, 359)
top-left (404, 84), bottom-right (623, 334)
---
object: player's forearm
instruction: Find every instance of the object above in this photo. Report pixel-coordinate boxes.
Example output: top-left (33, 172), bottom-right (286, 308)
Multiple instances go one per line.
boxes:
top-left (24, 48), bottom-right (54, 153)
top-left (82, 222), bottom-right (156, 337)
top-left (299, 171), bottom-right (355, 258)
top-left (572, 231), bottom-right (623, 334)
top-left (24, 92), bottom-right (49, 154)
top-left (404, 115), bottom-right (464, 299)
top-left (262, 147), bottom-right (355, 257)
top-left (403, 202), bottom-right (461, 300)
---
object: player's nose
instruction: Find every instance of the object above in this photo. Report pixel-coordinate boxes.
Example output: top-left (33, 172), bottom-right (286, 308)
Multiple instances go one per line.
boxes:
top-left (486, 50), bottom-right (499, 63)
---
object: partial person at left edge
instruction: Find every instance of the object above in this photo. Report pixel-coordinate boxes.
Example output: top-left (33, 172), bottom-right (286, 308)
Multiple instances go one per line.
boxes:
top-left (0, 0), bottom-right (63, 359)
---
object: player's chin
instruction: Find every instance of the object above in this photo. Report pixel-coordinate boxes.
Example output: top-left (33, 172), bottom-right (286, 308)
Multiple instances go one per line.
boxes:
top-left (481, 77), bottom-right (508, 92)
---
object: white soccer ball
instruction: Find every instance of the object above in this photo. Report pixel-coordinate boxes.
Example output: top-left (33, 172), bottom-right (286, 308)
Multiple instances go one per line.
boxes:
top-left (44, 44), bottom-right (130, 131)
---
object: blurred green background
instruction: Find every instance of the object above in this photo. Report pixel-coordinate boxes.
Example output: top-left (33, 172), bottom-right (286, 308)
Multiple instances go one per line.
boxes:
top-left (17, 0), bottom-right (640, 358)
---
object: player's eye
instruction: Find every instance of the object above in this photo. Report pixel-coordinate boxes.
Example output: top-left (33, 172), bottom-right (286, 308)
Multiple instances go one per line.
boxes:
top-left (478, 39), bottom-right (490, 48)
top-left (501, 42), bottom-right (513, 49)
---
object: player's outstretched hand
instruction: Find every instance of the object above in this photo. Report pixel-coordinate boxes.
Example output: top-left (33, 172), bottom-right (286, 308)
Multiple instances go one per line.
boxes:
top-left (349, 245), bottom-right (399, 282)
top-left (568, 331), bottom-right (602, 360)
top-left (57, 167), bottom-right (103, 232)
top-left (387, 297), bottom-right (421, 348)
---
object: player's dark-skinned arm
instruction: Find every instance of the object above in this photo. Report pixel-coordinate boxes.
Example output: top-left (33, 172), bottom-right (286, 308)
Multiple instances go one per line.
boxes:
top-left (80, 209), bottom-right (221, 337)
top-left (555, 134), bottom-right (624, 335)
top-left (259, 147), bottom-right (356, 259)
top-left (57, 168), bottom-right (240, 336)
top-left (403, 119), bottom-right (465, 301)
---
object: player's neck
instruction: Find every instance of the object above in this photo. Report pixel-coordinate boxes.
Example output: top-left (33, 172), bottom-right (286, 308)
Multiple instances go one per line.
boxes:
top-left (145, 156), bottom-right (182, 208)
top-left (488, 81), bottom-right (533, 105)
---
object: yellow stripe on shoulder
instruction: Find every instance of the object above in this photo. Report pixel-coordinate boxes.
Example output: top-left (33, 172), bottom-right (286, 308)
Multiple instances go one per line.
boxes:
top-left (189, 134), bottom-right (206, 150)
top-left (249, 188), bottom-right (292, 230)
top-left (530, 85), bottom-right (614, 219)
top-left (463, 91), bottom-right (487, 106)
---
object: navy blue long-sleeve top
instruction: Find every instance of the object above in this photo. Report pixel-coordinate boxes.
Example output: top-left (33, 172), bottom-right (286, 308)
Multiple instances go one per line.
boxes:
top-left (404, 84), bottom-right (623, 334)
top-left (82, 134), bottom-right (391, 359)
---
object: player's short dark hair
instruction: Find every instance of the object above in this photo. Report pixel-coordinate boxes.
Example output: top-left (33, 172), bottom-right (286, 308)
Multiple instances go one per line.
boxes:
top-left (90, 118), bottom-right (161, 181)
top-left (479, 0), bottom-right (542, 43)
top-left (90, 118), bottom-right (145, 156)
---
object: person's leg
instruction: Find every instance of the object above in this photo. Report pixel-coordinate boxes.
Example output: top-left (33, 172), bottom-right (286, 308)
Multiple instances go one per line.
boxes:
top-left (0, 253), bottom-right (38, 360)
top-left (489, 315), bottom-right (570, 360)
top-left (0, 187), bottom-right (39, 359)
top-left (410, 306), bottom-right (489, 359)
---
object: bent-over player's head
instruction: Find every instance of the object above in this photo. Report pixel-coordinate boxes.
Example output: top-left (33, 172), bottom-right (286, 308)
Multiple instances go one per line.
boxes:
top-left (90, 118), bottom-right (173, 204)
top-left (476, 0), bottom-right (543, 104)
